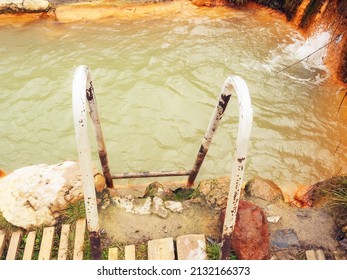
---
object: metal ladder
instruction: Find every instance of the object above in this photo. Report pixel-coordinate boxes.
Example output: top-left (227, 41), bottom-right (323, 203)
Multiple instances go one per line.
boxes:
top-left (72, 65), bottom-right (253, 259)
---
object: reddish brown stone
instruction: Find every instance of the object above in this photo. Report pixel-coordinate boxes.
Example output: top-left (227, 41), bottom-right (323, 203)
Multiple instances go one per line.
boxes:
top-left (293, 185), bottom-right (315, 207)
top-left (245, 176), bottom-right (284, 202)
top-left (221, 200), bottom-right (269, 260)
top-left (94, 173), bottom-right (106, 193)
top-left (0, 169), bottom-right (6, 178)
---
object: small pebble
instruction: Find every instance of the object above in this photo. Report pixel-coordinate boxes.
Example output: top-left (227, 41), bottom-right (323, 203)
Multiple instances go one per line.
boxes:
top-left (267, 216), bottom-right (281, 223)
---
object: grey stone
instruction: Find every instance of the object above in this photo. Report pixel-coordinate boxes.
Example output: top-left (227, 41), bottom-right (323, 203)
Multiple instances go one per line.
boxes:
top-left (271, 229), bottom-right (300, 248)
top-left (339, 238), bottom-right (347, 250)
top-left (133, 197), bottom-right (152, 215)
top-left (151, 197), bottom-right (168, 218)
top-left (164, 201), bottom-right (183, 213)
top-left (267, 216), bottom-right (281, 223)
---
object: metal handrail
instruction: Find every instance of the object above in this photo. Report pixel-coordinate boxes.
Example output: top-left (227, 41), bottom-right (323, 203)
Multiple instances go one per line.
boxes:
top-left (217, 76), bottom-right (253, 259)
top-left (72, 65), bottom-right (106, 259)
top-left (72, 65), bottom-right (253, 260)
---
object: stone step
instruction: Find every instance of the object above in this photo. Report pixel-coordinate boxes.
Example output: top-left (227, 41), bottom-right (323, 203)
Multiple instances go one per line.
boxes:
top-left (108, 234), bottom-right (207, 260)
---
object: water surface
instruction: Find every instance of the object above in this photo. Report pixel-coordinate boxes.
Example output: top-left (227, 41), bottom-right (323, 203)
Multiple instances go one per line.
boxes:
top-left (0, 7), bottom-right (346, 193)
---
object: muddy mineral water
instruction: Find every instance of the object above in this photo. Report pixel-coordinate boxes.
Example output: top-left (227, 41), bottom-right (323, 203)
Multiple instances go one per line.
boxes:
top-left (0, 7), bottom-right (346, 194)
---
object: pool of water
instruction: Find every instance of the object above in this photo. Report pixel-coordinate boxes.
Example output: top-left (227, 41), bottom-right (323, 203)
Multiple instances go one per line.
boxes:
top-left (0, 6), bottom-right (346, 193)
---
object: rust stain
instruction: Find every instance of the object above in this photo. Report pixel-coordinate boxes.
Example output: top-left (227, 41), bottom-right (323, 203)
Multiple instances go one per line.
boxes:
top-left (0, 169), bottom-right (6, 178)
top-left (89, 231), bottom-right (102, 260)
top-left (86, 81), bottom-right (94, 102)
top-left (220, 234), bottom-right (232, 260)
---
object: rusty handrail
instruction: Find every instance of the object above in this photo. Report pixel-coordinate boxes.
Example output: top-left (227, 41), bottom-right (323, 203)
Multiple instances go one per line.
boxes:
top-left (112, 170), bottom-right (191, 179)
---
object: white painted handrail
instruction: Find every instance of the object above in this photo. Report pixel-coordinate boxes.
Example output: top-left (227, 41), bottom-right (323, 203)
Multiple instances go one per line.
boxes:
top-left (72, 65), bottom-right (103, 259)
top-left (72, 65), bottom-right (252, 260)
top-left (219, 76), bottom-right (253, 259)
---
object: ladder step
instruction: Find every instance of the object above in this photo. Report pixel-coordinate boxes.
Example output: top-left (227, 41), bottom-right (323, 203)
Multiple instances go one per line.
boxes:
top-left (6, 231), bottom-right (22, 260)
top-left (23, 231), bottom-right (36, 260)
top-left (112, 170), bottom-right (191, 179)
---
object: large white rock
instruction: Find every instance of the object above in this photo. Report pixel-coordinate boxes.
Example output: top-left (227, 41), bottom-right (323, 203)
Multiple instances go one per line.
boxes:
top-left (0, 161), bottom-right (97, 229)
top-left (23, 0), bottom-right (50, 11)
top-left (0, 0), bottom-right (50, 13)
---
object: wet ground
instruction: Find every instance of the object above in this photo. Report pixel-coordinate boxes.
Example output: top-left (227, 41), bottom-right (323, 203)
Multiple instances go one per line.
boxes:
top-left (98, 188), bottom-right (345, 259)
top-left (99, 200), bottom-right (220, 245)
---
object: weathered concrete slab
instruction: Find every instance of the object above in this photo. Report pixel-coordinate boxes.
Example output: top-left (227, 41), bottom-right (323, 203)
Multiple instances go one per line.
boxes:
top-left (176, 234), bottom-right (207, 260)
top-left (148, 237), bottom-right (175, 260)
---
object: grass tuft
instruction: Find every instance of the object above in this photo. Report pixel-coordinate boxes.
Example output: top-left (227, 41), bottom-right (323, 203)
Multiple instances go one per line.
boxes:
top-left (60, 200), bottom-right (86, 225)
top-left (205, 241), bottom-right (221, 260)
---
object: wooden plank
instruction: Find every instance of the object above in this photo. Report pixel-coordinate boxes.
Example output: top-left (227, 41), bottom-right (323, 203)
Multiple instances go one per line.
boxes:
top-left (148, 237), bottom-right (175, 260)
top-left (306, 249), bottom-right (326, 260)
top-left (125, 245), bottom-right (136, 260)
top-left (108, 248), bottom-right (118, 260)
top-left (0, 230), bottom-right (6, 259)
top-left (58, 224), bottom-right (70, 260)
top-left (315, 249), bottom-right (326, 260)
top-left (176, 234), bottom-right (207, 260)
top-left (38, 227), bottom-right (55, 260)
top-left (73, 219), bottom-right (86, 260)
top-left (23, 231), bottom-right (36, 260)
top-left (6, 231), bottom-right (22, 260)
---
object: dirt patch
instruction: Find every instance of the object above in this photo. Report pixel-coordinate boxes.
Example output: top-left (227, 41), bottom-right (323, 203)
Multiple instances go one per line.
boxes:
top-left (98, 176), bottom-right (346, 259)
top-left (99, 200), bottom-right (220, 245)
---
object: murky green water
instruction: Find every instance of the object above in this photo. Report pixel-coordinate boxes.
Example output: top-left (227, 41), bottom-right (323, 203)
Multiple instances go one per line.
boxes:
top-left (0, 7), bottom-right (346, 192)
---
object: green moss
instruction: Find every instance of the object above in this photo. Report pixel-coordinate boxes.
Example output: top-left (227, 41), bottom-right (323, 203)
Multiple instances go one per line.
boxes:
top-left (173, 188), bottom-right (196, 201)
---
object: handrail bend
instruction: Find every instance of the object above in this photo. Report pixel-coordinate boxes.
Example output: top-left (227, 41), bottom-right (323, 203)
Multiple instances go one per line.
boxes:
top-left (216, 76), bottom-right (253, 259)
